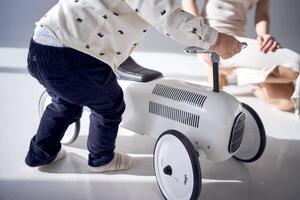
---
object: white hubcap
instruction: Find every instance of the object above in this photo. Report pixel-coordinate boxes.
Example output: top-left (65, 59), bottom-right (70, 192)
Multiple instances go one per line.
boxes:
top-left (154, 134), bottom-right (196, 200)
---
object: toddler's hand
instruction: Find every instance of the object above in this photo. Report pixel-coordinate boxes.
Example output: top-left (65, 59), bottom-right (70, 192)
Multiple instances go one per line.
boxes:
top-left (210, 33), bottom-right (242, 59)
top-left (257, 34), bottom-right (280, 53)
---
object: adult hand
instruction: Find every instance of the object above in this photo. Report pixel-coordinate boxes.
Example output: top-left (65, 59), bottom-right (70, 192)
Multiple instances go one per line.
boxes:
top-left (210, 33), bottom-right (242, 59)
top-left (257, 34), bottom-right (280, 53)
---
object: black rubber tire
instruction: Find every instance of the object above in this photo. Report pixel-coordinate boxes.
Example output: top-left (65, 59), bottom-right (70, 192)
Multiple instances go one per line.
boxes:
top-left (233, 103), bottom-right (267, 162)
top-left (153, 130), bottom-right (202, 200)
top-left (38, 90), bottom-right (80, 145)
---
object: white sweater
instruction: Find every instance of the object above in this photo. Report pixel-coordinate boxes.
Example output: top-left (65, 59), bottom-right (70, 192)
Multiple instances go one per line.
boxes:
top-left (37, 0), bottom-right (218, 71)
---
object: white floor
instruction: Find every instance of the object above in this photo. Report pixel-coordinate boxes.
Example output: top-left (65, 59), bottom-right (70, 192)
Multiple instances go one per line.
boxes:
top-left (1, 48), bottom-right (300, 200)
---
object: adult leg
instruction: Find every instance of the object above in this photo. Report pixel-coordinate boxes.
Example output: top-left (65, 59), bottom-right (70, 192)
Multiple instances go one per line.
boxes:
top-left (211, 37), bottom-right (300, 111)
top-left (254, 66), bottom-right (299, 111)
top-left (264, 66), bottom-right (299, 83)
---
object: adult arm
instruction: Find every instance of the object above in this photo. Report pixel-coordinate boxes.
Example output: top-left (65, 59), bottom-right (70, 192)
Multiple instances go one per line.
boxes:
top-left (255, 0), bottom-right (280, 52)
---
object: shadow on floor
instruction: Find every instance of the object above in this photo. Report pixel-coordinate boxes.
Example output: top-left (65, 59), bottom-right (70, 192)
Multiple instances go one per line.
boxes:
top-left (37, 135), bottom-right (300, 199)
top-left (0, 67), bottom-right (28, 73)
top-left (39, 134), bottom-right (156, 176)
top-left (67, 134), bottom-right (156, 155)
top-left (39, 152), bottom-right (155, 176)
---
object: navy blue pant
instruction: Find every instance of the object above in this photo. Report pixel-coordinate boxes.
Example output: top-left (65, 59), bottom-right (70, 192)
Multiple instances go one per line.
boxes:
top-left (25, 40), bottom-right (125, 167)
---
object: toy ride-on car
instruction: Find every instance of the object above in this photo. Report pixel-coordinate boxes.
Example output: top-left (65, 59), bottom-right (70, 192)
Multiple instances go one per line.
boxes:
top-left (38, 44), bottom-right (266, 200)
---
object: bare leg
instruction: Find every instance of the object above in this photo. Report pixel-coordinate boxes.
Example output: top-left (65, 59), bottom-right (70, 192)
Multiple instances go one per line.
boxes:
top-left (262, 66), bottom-right (299, 84)
top-left (254, 66), bottom-right (299, 111)
top-left (207, 63), bottom-right (297, 111)
top-left (254, 83), bottom-right (295, 111)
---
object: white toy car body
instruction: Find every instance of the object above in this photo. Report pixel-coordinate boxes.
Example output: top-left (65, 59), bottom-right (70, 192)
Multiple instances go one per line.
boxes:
top-left (121, 78), bottom-right (243, 162)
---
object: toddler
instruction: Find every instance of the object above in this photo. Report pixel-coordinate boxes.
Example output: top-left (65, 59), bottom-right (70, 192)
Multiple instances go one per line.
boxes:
top-left (25, 0), bottom-right (241, 172)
